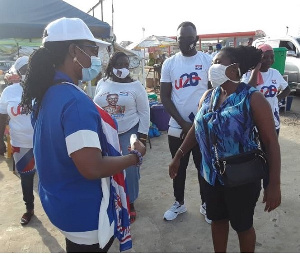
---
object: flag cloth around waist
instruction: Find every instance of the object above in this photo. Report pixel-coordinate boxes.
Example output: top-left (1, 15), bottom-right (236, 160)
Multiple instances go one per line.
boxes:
top-left (95, 104), bottom-right (132, 252)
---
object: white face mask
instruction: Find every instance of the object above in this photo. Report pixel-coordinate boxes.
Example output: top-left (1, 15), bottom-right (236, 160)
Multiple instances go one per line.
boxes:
top-left (208, 63), bottom-right (241, 88)
top-left (112, 68), bottom-right (130, 79)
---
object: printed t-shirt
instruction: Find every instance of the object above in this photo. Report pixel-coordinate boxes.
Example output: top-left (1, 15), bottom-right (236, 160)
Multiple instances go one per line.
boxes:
top-left (94, 79), bottom-right (150, 134)
top-left (160, 51), bottom-right (212, 131)
top-left (242, 68), bottom-right (288, 129)
top-left (0, 83), bottom-right (33, 148)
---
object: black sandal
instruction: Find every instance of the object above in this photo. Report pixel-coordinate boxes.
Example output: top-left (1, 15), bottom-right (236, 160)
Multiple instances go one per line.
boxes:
top-left (20, 211), bottom-right (34, 225)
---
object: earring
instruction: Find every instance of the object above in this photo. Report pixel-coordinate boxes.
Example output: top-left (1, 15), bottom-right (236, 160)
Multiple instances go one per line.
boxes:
top-left (73, 57), bottom-right (77, 63)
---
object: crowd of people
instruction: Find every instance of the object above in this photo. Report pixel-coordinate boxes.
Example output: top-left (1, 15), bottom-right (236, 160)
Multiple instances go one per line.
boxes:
top-left (206, 43), bottom-right (222, 59)
top-left (0, 17), bottom-right (290, 253)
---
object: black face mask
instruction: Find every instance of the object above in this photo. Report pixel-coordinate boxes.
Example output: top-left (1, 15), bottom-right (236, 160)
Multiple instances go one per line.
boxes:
top-left (178, 38), bottom-right (197, 54)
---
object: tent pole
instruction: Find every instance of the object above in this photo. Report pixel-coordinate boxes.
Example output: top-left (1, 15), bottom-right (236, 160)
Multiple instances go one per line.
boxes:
top-left (112, 0), bottom-right (114, 33)
top-left (143, 48), bottom-right (146, 87)
top-left (101, 0), bottom-right (104, 21)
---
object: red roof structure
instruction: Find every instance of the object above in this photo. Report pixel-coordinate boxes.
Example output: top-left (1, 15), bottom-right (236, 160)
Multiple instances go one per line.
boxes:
top-left (169, 30), bottom-right (266, 50)
top-left (197, 30), bottom-right (266, 50)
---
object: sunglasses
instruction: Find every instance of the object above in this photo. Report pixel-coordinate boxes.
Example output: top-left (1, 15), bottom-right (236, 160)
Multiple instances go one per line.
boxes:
top-left (77, 44), bottom-right (99, 54)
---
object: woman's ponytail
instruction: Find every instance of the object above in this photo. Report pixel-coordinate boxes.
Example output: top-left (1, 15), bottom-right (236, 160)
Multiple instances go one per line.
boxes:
top-left (21, 40), bottom-right (78, 116)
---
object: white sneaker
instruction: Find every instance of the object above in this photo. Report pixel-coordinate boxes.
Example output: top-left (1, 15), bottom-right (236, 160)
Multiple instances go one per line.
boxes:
top-left (163, 201), bottom-right (187, 221)
top-left (200, 203), bottom-right (207, 216)
top-left (200, 203), bottom-right (212, 224)
top-left (205, 216), bottom-right (212, 224)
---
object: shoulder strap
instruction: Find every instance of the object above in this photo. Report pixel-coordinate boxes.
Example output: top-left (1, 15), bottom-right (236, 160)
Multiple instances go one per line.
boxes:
top-left (253, 126), bottom-right (262, 150)
top-left (207, 88), bottom-right (218, 145)
top-left (208, 88), bottom-right (217, 113)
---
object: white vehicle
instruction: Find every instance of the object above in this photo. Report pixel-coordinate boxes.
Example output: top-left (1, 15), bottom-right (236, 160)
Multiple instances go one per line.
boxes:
top-left (253, 35), bottom-right (300, 85)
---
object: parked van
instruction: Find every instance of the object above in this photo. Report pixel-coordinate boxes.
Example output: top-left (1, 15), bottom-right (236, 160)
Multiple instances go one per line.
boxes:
top-left (253, 35), bottom-right (300, 84)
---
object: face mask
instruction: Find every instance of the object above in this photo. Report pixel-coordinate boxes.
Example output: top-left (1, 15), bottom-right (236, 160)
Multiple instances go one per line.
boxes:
top-left (112, 68), bottom-right (130, 79)
top-left (178, 38), bottom-right (197, 54)
top-left (75, 46), bottom-right (102, 82)
top-left (208, 63), bottom-right (241, 88)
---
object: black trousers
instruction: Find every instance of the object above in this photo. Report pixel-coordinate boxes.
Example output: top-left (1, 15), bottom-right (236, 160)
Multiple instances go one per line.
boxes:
top-left (66, 237), bottom-right (114, 253)
top-left (20, 173), bottom-right (35, 211)
top-left (168, 135), bottom-right (205, 204)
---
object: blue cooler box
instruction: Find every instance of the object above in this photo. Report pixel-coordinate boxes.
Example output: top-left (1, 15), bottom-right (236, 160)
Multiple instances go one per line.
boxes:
top-left (150, 103), bottom-right (170, 131)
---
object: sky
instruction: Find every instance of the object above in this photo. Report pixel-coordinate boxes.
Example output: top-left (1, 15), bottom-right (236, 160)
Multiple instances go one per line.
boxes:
top-left (63, 0), bottom-right (300, 44)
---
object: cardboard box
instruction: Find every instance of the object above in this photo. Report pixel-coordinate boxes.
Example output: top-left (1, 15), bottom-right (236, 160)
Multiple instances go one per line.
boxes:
top-left (146, 78), bottom-right (154, 88)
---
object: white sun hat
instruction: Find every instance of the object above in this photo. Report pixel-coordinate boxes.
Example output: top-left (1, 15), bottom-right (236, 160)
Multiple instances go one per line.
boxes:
top-left (42, 17), bottom-right (110, 49)
top-left (9, 56), bottom-right (29, 74)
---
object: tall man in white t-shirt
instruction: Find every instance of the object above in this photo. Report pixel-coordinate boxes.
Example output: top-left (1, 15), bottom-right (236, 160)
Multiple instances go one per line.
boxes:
top-left (160, 21), bottom-right (212, 222)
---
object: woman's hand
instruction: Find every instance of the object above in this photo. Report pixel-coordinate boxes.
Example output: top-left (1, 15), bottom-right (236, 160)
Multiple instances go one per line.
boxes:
top-left (137, 132), bottom-right (148, 147)
top-left (252, 62), bottom-right (262, 73)
top-left (0, 114), bottom-right (8, 156)
top-left (169, 157), bottom-right (180, 179)
top-left (180, 121), bottom-right (193, 140)
top-left (263, 183), bottom-right (281, 212)
top-left (132, 139), bottom-right (146, 156)
top-left (248, 62), bottom-right (262, 87)
top-left (0, 139), bottom-right (6, 155)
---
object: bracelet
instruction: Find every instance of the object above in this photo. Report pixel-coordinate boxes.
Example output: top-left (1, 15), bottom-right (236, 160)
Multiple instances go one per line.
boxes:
top-left (129, 149), bottom-right (143, 166)
top-left (178, 148), bottom-right (185, 157)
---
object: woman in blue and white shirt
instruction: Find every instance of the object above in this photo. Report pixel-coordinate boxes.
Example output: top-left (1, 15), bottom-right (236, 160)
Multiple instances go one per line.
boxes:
top-left (168, 46), bottom-right (281, 253)
top-left (20, 17), bottom-right (145, 253)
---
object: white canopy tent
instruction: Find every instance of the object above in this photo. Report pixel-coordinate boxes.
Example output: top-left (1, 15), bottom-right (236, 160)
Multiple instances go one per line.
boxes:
top-left (127, 35), bottom-right (177, 50)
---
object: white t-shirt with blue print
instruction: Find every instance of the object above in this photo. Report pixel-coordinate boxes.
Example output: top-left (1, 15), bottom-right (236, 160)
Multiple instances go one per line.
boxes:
top-left (160, 51), bottom-right (212, 130)
top-left (242, 68), bottom-right (288, 129)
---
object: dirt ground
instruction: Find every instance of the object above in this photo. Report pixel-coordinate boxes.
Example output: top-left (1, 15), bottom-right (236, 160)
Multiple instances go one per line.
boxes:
top-left (0, 96), bottom-right (300, 253)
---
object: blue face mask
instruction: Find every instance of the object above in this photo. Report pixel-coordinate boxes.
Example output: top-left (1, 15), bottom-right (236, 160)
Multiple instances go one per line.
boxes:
top-left (75, 46), bottom-right (102, 82)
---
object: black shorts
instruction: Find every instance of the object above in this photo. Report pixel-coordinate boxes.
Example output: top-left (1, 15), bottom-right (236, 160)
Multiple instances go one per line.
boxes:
top-left (203, 178), bottom-right (261, 232)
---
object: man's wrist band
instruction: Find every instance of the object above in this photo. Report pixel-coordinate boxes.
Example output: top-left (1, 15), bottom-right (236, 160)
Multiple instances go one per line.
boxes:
top-left (178, 148), bottom-right (185, 157)
top-left (129, 149), bottom-right (143, 166)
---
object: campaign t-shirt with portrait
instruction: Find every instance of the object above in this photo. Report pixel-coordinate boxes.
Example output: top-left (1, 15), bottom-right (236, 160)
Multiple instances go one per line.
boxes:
top-left (0, 83), bottom-right (33, 148)
top-left (160, 51), bottom-right (212, 130)
top-left (94, 79), bottom-right (150, 135)
top-left (242, 68), bottom-right (288, 129)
